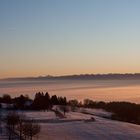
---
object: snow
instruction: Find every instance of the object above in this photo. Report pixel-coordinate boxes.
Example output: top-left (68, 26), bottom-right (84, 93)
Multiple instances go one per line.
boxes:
top-left (38, 115), bottom-right (140, 140)
top-left (65, 112), bottom-right (93, 120)
top-left (1, 108), bottom-right (140, 140)
top-left (53, 105), bottom-right (112, 118)
top-left (22, 109), bottom-right (140, 140)
top-left (78, 108), bottom-right (112, 118)
top-left (20, 111), bottom-right (56, 120)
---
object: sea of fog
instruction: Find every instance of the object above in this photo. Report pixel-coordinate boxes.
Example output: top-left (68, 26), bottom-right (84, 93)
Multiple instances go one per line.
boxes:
top-left (0, 79), bottom-right (140, 103)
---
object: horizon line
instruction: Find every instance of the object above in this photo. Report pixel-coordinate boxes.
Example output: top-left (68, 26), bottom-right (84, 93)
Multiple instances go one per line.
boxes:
top-left (1, 73), bottom-right (140, 80)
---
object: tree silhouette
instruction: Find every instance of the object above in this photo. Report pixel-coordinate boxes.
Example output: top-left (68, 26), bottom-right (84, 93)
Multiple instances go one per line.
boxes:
top-left (51, 95), bottom-right (58, 105)
top-left (22, 121), bottom-right (40, 140)
top-left (5, 112), bottom-right (19, 140)
top-left (2, 94), bottom-right (12, 103)
top-left (17, 114), bottom-right (26, 140)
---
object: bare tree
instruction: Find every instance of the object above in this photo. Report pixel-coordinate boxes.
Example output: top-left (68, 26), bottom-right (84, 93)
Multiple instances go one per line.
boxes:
top-left (6, 112), bottom-right (19, 130)
top-left (5, 112), bottom-right (19, 140)
top-left (22, 121), bottom-right (41, 140)
top-left (68, 99), bottom-right (79, 112)
top-left (59, 105), bottom-right (69, 116)
top-left (16, 114), bottom-right (26, 140)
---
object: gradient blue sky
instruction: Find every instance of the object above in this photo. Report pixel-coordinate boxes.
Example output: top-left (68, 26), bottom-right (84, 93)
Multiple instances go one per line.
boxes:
top-left (0, 0), bottom-right (140, 78)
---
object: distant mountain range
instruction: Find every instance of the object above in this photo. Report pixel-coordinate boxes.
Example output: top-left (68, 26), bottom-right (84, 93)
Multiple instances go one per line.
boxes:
top-left (1, 73), bottom-right (140, 81)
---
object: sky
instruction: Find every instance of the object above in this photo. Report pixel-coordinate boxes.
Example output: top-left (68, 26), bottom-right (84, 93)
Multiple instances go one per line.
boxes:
top-left (0, 0), bottom-right (140, 78)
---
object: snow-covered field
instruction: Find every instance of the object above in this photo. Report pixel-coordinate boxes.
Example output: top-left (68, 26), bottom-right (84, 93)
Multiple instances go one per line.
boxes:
top-left (38, 116), bottom-right (140, 140)
top-left (20, 109), bottom-right (140, 140)
top-left (21, 111), bottom-right (56, 120)
top-left (1, 108), bottom-right (140, 140)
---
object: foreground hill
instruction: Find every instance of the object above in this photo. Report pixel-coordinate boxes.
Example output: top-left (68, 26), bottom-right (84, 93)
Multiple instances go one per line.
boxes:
top-left (40, 116), bottom-right (140, 140)
top-left (1, 108), bottom-right (140, 140)
top-left (20, 108), bottom-right (140, 140)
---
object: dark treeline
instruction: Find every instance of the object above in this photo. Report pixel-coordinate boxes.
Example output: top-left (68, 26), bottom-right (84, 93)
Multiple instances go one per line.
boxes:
top-left (83, 99), bottom-right (140, 124)
top-left (31, 92), bottom-right (67, 110)
top-left (0, 92), bottom-right (67, 110)
top-left (1, 93), bottom-right (140, 125)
